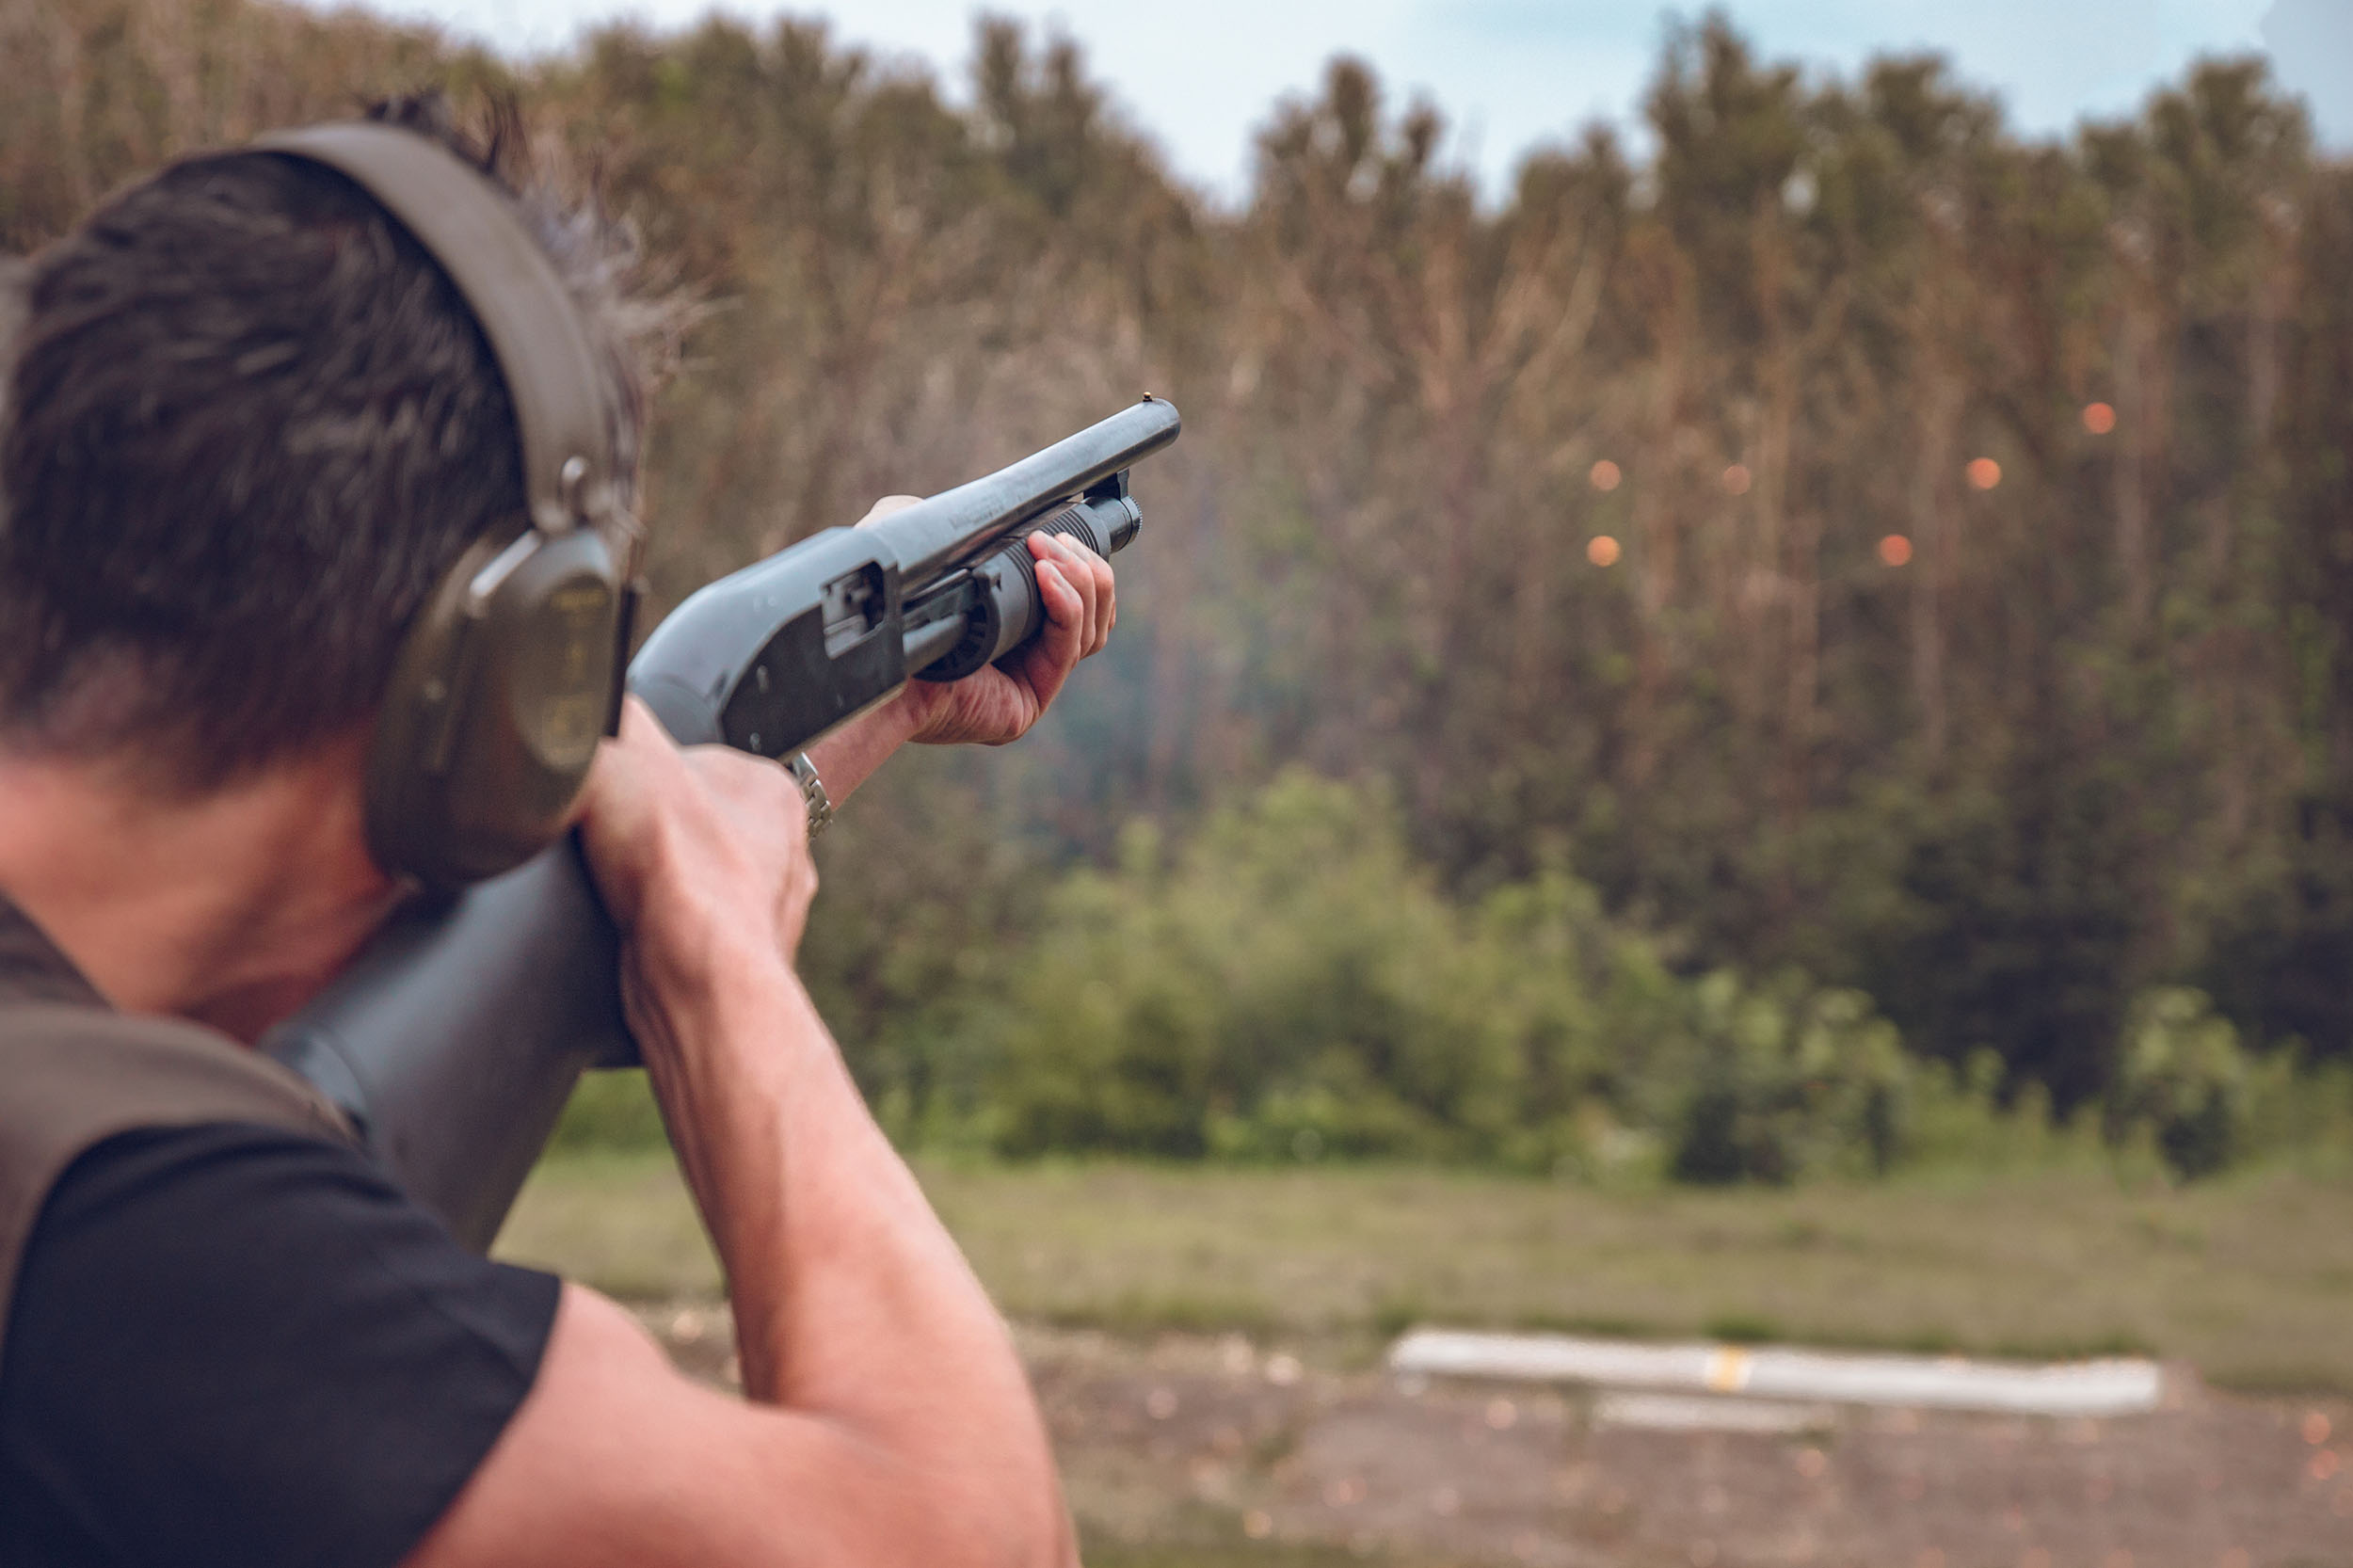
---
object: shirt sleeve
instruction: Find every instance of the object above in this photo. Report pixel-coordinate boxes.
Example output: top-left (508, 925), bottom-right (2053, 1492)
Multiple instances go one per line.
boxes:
top-left (0, 1121), bottom-right (562, 1568)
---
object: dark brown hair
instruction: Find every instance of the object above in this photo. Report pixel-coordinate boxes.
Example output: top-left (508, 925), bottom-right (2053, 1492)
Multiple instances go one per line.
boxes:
top-left (0, 99), bottom-right (657, 788)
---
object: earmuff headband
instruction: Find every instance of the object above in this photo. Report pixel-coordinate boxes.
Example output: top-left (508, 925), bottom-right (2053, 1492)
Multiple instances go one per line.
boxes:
top-left (254, 123), bottom-right (618, 538)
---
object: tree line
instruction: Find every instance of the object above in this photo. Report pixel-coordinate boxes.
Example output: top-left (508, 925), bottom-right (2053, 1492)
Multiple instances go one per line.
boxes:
top-left (8, 0), bottom-right (2353, 1172)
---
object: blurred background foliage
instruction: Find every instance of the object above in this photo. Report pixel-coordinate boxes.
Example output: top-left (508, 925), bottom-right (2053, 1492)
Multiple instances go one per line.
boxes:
top-left (10, 0), bottom-right (2353, 1183)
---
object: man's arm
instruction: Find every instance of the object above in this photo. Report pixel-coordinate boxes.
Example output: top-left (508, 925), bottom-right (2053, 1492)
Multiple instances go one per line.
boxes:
top-left (403, 528), bottom-right (1116, 1568)
top-left (405, 964), bottom-right (1070, 1568)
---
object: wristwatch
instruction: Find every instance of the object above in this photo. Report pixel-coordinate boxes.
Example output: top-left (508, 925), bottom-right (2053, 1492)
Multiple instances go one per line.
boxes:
top-left (785, 752), bottom-right (835, 838)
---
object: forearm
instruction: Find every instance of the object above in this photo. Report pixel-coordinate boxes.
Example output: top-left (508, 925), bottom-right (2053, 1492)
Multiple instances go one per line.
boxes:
top-left (803, 690), bottom-right (923, 806)
top-left (626, 931), bottom-right (1069, 1551)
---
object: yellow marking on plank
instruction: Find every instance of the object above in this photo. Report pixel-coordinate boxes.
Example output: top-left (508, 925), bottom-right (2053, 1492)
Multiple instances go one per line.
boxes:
top-left (1705, 1346), bottom-right (1754, 1393)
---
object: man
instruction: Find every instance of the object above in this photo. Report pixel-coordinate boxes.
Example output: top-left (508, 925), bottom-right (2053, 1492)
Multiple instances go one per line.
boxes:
top-left (0, 105), bottom-right (1112, 1566)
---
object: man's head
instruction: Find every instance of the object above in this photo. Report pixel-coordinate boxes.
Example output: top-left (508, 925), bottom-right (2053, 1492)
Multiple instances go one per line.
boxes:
top-left (0, 100), bottom-right (652, 797)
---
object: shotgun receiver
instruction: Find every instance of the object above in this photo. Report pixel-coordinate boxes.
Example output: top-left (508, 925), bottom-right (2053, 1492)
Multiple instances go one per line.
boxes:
top-left (264, 398), bottom-right (1181, 1251)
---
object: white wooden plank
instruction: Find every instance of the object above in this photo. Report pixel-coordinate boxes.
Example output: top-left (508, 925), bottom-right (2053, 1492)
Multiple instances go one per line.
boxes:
top-left (1388, 1329), bottom-right (2163, 1416)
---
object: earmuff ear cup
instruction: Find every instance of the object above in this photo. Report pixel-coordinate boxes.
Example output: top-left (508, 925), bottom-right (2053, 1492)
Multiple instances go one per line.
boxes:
top-left (366, 528), bottom-right (622, 890)
top-left (256, 120), bottom-right (633, 889)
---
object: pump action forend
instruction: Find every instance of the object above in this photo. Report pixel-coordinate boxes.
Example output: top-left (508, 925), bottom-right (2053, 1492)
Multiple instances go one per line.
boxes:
top-left (264, 398), bottom-right (1181, 1253)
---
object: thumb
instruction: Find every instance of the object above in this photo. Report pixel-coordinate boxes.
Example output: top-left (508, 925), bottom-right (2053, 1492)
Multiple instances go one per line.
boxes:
top-left (855, 494), bottom-right (922, 528)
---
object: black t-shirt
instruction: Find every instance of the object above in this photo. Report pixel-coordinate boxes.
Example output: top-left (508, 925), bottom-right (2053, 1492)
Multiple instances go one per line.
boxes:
top-left (0, 1121), bottom-right (560, 1568)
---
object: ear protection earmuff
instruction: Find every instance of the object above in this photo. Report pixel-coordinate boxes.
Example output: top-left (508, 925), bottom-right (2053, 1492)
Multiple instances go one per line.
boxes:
top-left (254, 122), bottom-right (640, 892)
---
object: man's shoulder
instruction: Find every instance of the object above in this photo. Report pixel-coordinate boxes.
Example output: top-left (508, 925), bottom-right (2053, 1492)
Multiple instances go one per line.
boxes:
top-left (0, 992), bottom-right (357, 1345)
top-left (0, 892), bottom-right (350, 1167)
top-left (0, 1117), bottom-right (561, 1568)
top-left (0, 998), bottom-right (349, 1140)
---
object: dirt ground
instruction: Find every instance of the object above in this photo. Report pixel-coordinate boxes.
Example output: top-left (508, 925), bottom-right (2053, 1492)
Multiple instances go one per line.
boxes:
top-left (640, 1304), bottom-right (2353, 1568)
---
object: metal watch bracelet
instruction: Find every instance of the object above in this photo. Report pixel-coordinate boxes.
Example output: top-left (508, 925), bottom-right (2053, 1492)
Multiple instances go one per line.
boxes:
top-left (786, 751), bottom-right (834, 838)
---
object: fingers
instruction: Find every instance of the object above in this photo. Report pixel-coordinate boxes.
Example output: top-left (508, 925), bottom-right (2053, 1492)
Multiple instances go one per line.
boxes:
top-left (574, 700), bottom-right (688, 911)
top-left (675, 746), bottom-right (820, 960)
top-left (1016, 556), bottom-right (1081, 715)
top-left (886, 529), bottom-right (1118, 749)
top-left (578, 697), bottom-right (820, 961)
top-left (597, 710), bottom-right (671, 832)
top-left (685, 749), bottom-right (818, 957)
top-left (1069, 534), bottom-right (1115, 655)
top-left (1028, 531), bottom-right (1115, 658)
top-left (604, 695), bottom-right (683, 779)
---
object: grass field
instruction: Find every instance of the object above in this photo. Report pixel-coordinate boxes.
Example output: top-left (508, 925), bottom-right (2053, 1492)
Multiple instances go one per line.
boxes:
top-left (498, 1153), bottom-right (2353, 1394)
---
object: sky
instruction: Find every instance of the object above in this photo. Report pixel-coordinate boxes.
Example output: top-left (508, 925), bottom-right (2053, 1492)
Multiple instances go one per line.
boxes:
top-left (322, 0), bottom-right (2353, 202)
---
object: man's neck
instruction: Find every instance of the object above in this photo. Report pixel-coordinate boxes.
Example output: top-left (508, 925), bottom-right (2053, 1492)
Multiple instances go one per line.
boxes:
top-left (0, 736), bottom-right (401, 1044)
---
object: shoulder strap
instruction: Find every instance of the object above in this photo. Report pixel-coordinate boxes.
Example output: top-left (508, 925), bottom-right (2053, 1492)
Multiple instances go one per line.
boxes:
top-left (0, 1002), bottom-right (354, 1349)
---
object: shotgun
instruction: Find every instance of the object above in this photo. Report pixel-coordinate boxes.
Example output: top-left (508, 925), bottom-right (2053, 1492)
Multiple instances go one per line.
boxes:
top-left (264, 397), bottom-right (1181, 1250)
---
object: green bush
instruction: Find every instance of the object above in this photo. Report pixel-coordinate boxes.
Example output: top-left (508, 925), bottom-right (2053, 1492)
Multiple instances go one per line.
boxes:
top-left (1667, 972), bottom-right (1912, 1184)
top-left (984, 775), bottom-right (1497, 1159)
top-left (2240, 1052), bottom-right (2353, 1176)
top-left (983, 772), bottom-right (1673, 1161)
top-left (1899, 1052), bottom-right (2110, 1175)
top-left (981, 770), bottom-right (1914, 1180)
top-left (2110, 987), bottom-right (2249, 1179)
